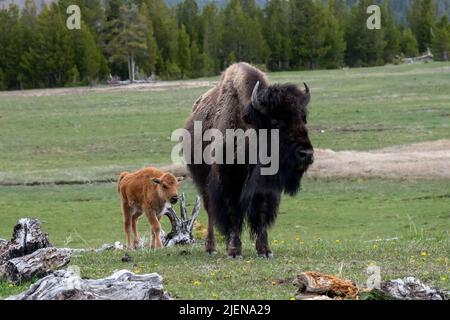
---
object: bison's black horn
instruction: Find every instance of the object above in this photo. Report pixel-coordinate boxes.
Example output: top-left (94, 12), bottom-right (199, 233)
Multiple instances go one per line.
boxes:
top-left (303, 82), bottom-right (311, 106)
top-left (304, 82), bottom-right (309, 93)
top-left (251, 81), bottom-right (267, 114)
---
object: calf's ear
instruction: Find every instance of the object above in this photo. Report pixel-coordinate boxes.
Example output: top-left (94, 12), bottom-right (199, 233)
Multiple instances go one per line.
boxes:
top-left (177, 176), bottom-right (184, 182)
top-left (151, 178), bottom-right (161, 185)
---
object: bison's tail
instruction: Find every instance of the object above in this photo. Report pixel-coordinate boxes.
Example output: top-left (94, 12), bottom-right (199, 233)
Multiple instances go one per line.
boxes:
top-left (117, 172), bottom-right (129, 193)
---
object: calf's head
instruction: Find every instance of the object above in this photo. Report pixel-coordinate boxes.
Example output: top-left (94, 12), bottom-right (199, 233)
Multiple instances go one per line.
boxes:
top-left (152, 173), bottom-right (183, 204)
top-left (242, 81), bottom-right (313, 194)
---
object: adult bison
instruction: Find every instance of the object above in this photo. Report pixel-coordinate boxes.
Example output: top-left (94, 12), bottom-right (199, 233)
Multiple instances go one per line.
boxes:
top-left (184, 62), bottom-right (313, 258)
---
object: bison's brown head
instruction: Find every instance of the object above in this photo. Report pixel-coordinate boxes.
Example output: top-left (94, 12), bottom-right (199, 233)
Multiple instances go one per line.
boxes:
top-left (152, 173), bottom-right (183, 205)
top-left (242, 81), bottom-right (313, 195)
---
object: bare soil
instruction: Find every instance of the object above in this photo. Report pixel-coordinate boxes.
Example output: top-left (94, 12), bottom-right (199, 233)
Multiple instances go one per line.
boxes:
top-left (0, 80), bottom-right (217, 97)
top-left (307, 140), bottom-right (450, 180)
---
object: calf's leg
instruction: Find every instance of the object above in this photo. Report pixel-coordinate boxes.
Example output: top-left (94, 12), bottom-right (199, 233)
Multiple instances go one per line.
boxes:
top-left (131, 211), bottom-right (142, 248)
top-left (145, 209), bottom-right (162, 249)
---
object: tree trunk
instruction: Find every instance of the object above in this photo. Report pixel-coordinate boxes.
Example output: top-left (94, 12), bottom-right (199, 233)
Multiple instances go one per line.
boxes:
top-left (4, 247), bottom-right (71, 284)
top-left (0, 218), bottom-right (51, 265)
top-left (127, 56), bottom-right (132, 82)
top-left (131, 53), bottom-right (135, 82)
top-left (0, 218), bottom-right (70, 284)
top-left (7, 269), bottom-right (171, 300)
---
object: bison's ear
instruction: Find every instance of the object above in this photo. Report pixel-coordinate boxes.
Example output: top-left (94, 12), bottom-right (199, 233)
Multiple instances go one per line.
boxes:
top-left (177, 176), bottom-right (184, 182)
top-left (151, 178), bottom-right (161, 185)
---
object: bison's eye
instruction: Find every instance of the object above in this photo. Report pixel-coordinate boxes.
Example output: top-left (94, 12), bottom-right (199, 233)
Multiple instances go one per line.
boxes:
top-left (162, 185), bottom-right (168, 190)
top-left (271, 119), bottom-right (280, 128)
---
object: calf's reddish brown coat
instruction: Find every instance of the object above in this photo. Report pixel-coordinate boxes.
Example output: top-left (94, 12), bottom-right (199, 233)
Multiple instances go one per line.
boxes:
top-left (117, 167), bottom-right (181, 249)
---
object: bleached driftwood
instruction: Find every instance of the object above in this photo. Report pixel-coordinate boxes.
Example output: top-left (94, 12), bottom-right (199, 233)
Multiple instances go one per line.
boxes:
top-left (162, 193), bottom-right (201, 247)
top-left (380, 277), bottom-right (445, 300)
top-left (0, 218), bottom-right (51, 264)
top-left (0, 239), bottom-right (6, 250)
top-left (7, 269), bottom-right (171, 300)
top-left (4, 247), bottom-right (71, 284)
top-left (0, 218), bottom-right (72, 284)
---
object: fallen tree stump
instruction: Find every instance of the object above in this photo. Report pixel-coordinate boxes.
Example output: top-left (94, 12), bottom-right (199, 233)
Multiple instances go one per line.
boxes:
top-left (7, 269), bottom-right (171, 300)
top-left (162, 193), bottom-right (201, 247)
top-left (0, 218), bottom-right (72, 284)
top-left (378, 277), bottom-right (445, 300)
top-left (0, 218), bottom-right (51, 265)
top-left (293, 271), bottom-right (447, 300)
top-left (4, 247), bottom-right (71, 284)
top-left (293, 271), bottom-right (360, 300)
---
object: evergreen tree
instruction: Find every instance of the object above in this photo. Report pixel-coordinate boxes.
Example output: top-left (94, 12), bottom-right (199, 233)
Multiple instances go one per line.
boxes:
top-left (176, 0), bottom-right (200, 43)
top-left (72, 22), bottom-right (104, 83)
top-left (201, 3), bottom-right (222, 73)
top-left (409, 0), bottom-right (436, 53)
top-left (264, 0), bottom-right (291, 71)
top-left (382, 1), bottom-right (402, 63)
top-left (322, 1), bottom-right (346, 69)
top-left (344, 0), bottom-right (386, 67)
top-left (146, 0), bottom-right (179, 77)
top-left (222, 0), bottom-right (266, 66)
top-left (177, 24), bottom-right (191, 78)
top-left (136, 2), bottom-right (158, 77)
top-left (106, 1), bottom-right (148, 82)
top-left (431, 16), bottom-right (450, 61)
top-left (20, 3), bottom-right (75, 87)
top-left (401, 28), bottom-right (419, 57)
top-left (289, 0), bottom-right (328, 69)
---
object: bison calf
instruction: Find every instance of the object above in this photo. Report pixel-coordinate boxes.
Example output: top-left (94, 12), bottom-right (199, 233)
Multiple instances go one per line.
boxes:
top-left (117, 167), bottom-right (181, 249)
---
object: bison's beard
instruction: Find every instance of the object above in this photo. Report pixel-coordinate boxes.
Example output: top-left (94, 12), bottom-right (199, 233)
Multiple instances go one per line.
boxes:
top-left (280, 167), bottom-right (305, 196)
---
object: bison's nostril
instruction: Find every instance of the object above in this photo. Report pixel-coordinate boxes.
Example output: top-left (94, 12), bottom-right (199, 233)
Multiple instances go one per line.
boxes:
top-left (297, 149), bottom-right (314, 164)
top-left (170, 196), bottom-right (178, 204)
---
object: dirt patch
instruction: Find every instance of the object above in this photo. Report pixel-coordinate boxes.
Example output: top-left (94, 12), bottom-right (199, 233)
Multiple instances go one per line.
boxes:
top-left (0, 80), bottom-right (217, 98)
top-left (307, 140), bottom-right (450, 180)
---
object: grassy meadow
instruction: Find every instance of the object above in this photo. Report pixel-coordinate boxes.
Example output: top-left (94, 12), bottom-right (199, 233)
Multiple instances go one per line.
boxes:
top-left (0, 62), bottom-right (449, 299)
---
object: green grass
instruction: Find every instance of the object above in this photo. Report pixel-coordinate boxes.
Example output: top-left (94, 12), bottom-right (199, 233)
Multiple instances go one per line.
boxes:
top-left (0, 62), bottom-right (449, 183)
top-left (0, 178), bottom-right (449, 299)
top-left (0, 62), bottom-right (449, 299)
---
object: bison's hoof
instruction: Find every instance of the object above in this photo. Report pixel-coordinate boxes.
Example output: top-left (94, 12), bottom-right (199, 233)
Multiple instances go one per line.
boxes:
top-left (207, 250), bottom-right (217, 256)
top-left (257, 252), bottom-right (273, 259)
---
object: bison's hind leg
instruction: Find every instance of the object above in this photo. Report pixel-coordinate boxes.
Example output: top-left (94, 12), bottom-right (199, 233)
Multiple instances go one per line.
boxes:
top-left (207, 181), bottom-right (245, 259)
top-left (202, 192), bottom-right (217, 255)
top-left (247, 192), bottom-right (280, 259)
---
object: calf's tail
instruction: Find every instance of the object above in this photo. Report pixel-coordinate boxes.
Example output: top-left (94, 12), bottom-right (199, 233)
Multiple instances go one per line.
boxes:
top-left (117, 172), bottom-right (129, 193)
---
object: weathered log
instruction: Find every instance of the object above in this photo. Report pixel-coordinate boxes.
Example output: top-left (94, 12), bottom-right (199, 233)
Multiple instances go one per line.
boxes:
top-left (4, 247), bottom-right (71, 284)
top-left (0, 218), bottom-right (51, 265)
top-left (7, 269), bottom-right (171, 300)
top-left (379, 277), bottom-right (445, 300)
top-left (293, 271), bottom-right (360, 300)
top-left (162, 193), bottom-right (201, 247)
top-left (0, 239), bottom-right (7, 250)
